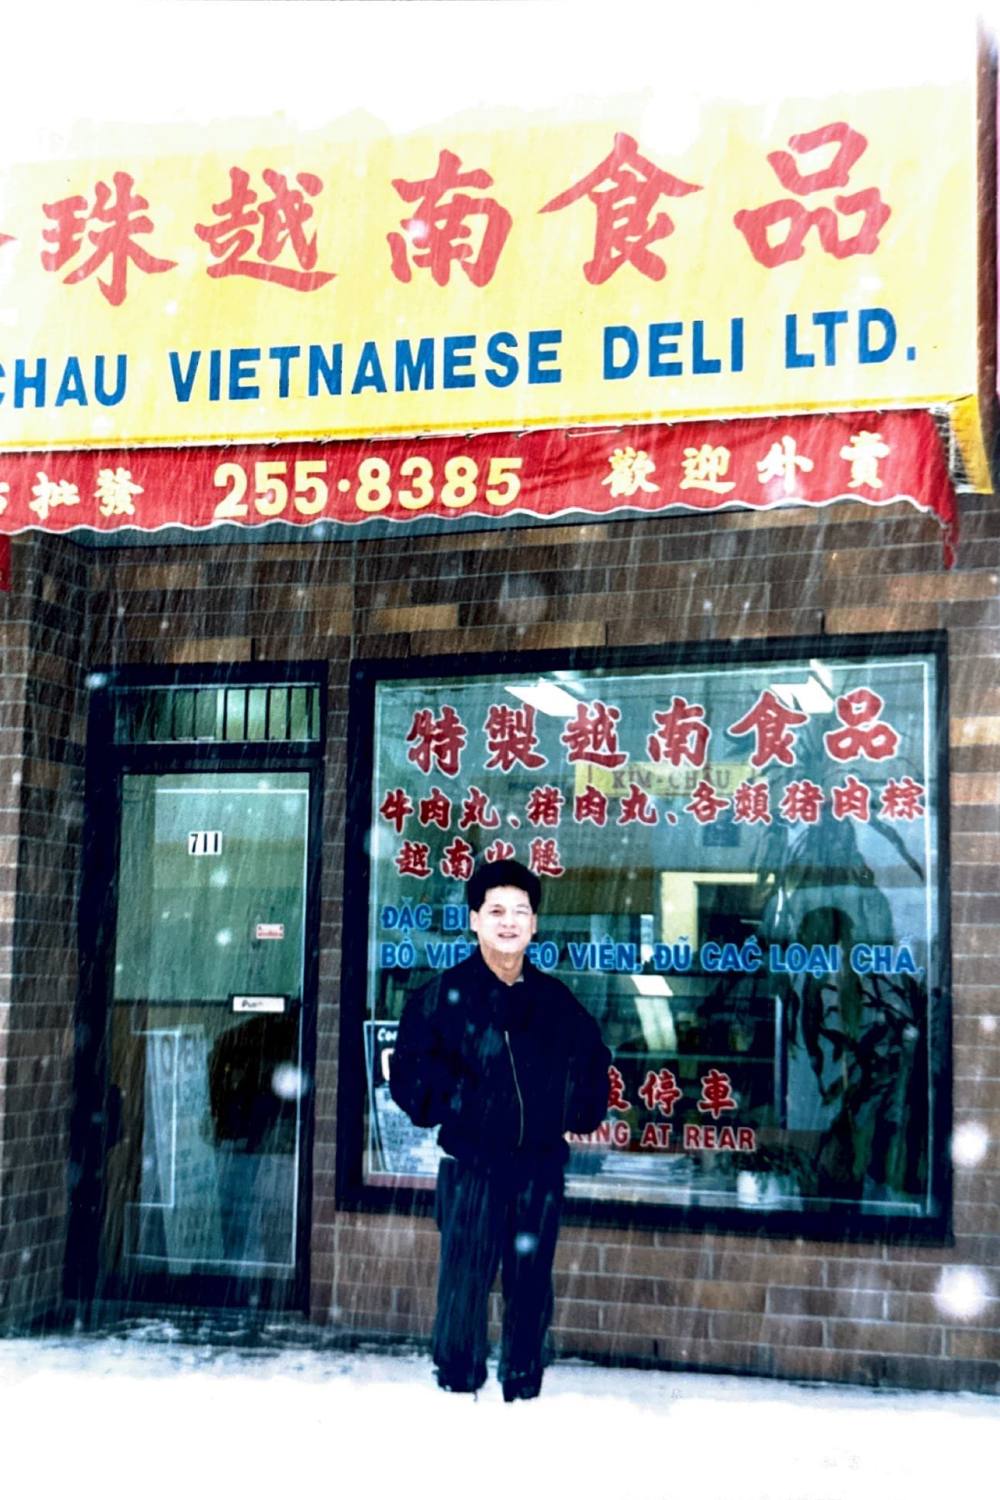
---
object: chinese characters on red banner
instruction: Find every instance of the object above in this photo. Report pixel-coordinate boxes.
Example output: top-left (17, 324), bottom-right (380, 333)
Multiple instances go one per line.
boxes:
top-left (1, 121), bottom-right (889, 304)
top-left (17, 465), bottom-right (144, 522)
top-left (0, 426), bottom-right (905, 537)
top-left (0, 411), bottom-right (955, 551)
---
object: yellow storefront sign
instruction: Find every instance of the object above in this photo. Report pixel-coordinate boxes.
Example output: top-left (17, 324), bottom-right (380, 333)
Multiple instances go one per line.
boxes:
top-left (0, 79), bottom-right (978, 453)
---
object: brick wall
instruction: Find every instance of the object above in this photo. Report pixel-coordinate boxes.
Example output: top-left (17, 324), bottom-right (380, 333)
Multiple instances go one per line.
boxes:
top-left (0, 491), bottom-right (995, 1390)
top-left (320, 496), bottom-right (998, 1394)
top-left (0, 534), bottom-right (88, 1327)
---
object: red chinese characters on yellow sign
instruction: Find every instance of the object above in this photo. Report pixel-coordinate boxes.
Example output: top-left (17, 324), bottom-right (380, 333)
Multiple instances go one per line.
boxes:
top-left (387, 150), bottom-right (512, 288)
top-left (733, 122), bottom-right (890, 268)
top-left (539, 132), bottom-right (702, 284)
top-left (0, 121), bottom-right (894, 306)
top-left (195, 168), bottom-right (336, 291)
top-left (41, 171), bottom-right (177, 307)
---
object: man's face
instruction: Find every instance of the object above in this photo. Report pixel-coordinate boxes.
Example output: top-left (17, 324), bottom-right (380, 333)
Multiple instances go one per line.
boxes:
top-left (470, 885), bottom-right (537, 965)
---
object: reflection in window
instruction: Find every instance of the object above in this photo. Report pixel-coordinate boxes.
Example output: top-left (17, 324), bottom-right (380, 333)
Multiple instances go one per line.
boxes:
top-left (359, 648), bottom-right (945, 1229)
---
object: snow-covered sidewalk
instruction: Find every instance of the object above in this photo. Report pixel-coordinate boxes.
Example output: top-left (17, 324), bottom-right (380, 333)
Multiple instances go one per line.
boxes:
top-left (1, 1331), bottom-right (997, 1500)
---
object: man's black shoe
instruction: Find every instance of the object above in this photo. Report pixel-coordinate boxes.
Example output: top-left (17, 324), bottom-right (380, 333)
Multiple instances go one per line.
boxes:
top-left (435, 1366), bottom-right (483, 1394)
top-left (501, 1371), bottom-right (542, 1403)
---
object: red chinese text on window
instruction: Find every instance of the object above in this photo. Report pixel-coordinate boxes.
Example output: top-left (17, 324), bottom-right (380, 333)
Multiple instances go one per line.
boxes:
top-left (42, 171), bottom-right (177, 307)
top-left (638, 1068), bottom-right (683, 1118)
top-left (561, 700), bottom-right (627, 769)
top-left (529, 837), bottom-right (565, 878)
top-left (526, 785), bottom-right (565, 827)
top-left (195, 167), bottom-right (335, 290)
top-left (406, 705), bottom-right (467, 778)
top-left (732, 779), bottom-right (772, 825)
top-left (607, 1065), bottom-right (632, 1113)
top-left (440, 836), bottom-right (475, 881)
top-left (733, 122), bottom-right (891, 267)
top-left (573, 784), bottom-right (609, 827)
top-left (823, 688), bottom-right (900, 763)
top-left (540, 132), bottom-right (702, 284)
top-left (831, 774), bottom-right (871, 822)
top-left (484, 838), bottom-right (516, 863)
top-left (378, 787), bottom-right (414, 834)
top-left (459, 785), bottom-right (501, 830)
top-left (387, 149), bottom-right (512, 288)
top-left (483, 704), bottom-right (547, 772)
top-left (618, 782), bottom-right (658, 826)
top-left (697, 1068), bottom-right (738, 1120)
top-left (685, 779), bottom-right (731, 824)
top-left (647, 696), bottom-right (711, 768)
top-left (779, 779), bottom-right (825, 824)
top-left (880, 776), bottom-right (926, 820)
top-left (418, 787), bottom-right (453, 830)
top-left (728, 690), bottom-right (808, 769)
top-left (395, 840), bottom-right (432, 878)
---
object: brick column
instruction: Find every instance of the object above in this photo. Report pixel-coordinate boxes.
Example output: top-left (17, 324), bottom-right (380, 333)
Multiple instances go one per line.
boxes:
top-left (0, 534), bottom-right (89, 1329)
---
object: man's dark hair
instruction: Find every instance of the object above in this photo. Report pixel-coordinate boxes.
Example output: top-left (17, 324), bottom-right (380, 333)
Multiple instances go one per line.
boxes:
top-left (466, 859), bottom-right (541, 914)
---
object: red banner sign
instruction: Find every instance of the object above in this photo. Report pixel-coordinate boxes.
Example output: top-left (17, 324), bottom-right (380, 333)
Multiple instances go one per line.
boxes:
top-left (0, 410), bottom-right (956, 562)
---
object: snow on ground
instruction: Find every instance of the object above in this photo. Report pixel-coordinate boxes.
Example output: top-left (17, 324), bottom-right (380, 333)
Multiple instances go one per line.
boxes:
top-left (1, 1332), bottom-right (997, 1500)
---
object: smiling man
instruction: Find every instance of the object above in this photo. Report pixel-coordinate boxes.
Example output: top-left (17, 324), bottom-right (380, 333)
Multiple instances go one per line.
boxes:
top-left (389, 858), bottom-right (611, 1402)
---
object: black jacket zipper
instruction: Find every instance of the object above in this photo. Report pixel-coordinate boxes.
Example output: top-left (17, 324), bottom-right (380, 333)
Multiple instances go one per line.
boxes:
top-left (503, 1030), bottom-right (525, 1147)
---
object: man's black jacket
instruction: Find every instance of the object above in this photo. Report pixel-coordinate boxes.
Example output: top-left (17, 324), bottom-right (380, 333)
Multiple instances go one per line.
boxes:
top-left (389, 949), bottom-right (611, 1175)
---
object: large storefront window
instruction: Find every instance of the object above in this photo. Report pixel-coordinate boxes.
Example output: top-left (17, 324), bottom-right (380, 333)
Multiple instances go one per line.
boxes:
top-left (341, 635), bottom-right (949, 1234)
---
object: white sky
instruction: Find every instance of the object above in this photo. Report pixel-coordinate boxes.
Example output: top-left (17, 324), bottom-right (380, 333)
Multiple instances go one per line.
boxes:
top-left (1, 0), bottom-right (988, 156)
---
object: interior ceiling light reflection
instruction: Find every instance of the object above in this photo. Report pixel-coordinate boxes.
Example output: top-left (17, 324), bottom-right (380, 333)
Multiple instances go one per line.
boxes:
top-left (504, 680), bottom-right (583, 717)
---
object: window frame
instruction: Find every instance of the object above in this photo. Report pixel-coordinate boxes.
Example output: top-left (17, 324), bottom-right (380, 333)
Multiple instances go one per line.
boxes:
top-left (336, 631), bottom-right (952, 1243)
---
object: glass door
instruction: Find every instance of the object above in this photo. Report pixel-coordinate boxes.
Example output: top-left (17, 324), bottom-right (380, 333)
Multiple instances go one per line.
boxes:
top-left (99, 771), bottom-right (311, 1294)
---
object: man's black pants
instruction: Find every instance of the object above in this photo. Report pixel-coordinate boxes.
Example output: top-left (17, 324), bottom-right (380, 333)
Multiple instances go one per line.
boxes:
top-left (432, 1155), bottom-right (564, 1393)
